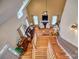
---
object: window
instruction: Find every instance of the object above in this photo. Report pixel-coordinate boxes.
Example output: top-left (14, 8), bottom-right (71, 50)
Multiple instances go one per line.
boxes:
top-left (33, 16), bottom-right (39, 25)
top-left (17, 0), bottom-right (30, 19)
top-left (52, 16), bottom-right (57, 25)
top-left (17, 11), bottom-right (23, 19)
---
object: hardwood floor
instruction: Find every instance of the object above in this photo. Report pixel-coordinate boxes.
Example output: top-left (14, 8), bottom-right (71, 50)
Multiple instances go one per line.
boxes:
top-left (20, 28), bottom-right (69, 59)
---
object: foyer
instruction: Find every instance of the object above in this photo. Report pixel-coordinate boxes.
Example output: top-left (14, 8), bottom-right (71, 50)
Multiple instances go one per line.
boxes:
top-left (0, 0), bottom-right (78, 59)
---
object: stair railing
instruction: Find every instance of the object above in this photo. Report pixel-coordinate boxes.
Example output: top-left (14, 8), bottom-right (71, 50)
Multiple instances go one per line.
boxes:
top-left (32, 33), bottom-right (37, 59)
top-left (47, 42), bottom-right (56, 59)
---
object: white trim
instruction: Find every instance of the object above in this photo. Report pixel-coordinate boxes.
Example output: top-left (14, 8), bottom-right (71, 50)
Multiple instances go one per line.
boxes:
top-left (0, 45), bottom-right (8, 54)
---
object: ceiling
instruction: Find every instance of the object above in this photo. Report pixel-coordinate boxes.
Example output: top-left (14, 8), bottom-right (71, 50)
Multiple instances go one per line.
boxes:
top-left (0, 0), bottom-right (23, 25)
top-left (0, 0), bottom-right (66, 25)
top-left (27, 0), bottom-right (66, 22)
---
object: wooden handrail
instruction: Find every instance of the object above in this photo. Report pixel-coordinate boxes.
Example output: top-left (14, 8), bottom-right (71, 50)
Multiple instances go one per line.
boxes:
top-left (47, 42), bottom-right (56, 59)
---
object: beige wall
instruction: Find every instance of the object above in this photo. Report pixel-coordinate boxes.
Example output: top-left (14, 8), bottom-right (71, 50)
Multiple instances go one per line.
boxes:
top-left (60, 0), bottom-right (78, 47)
top-left (0, 16), bottom-right (20, 47)
top-left (0, 0), bottom-right (23, 48)
top-left (27, 0), bottom-right (66, 23)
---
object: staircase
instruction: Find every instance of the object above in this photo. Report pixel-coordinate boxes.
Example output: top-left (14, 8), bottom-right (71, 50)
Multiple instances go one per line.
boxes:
top-left (32, 47), bottom-right (47, 59)
top-left (20, 28), bottom-right (69, 59)
top-left (32, 36), bottom-right (49, 59)
top-left (49, 36), bottom-right (69, 59)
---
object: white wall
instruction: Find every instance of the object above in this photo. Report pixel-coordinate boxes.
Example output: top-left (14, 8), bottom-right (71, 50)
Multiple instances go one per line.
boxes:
top-left (0, 0), bottom-right (23, 48)
top-left (60, 0), bottom-right (78, 47)
top-left (0, 16), bottom-right (20, 48)
top-left (0, 0), bottom-right (23, 25)
top-left (0, 0), bottom-right (30, 48)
